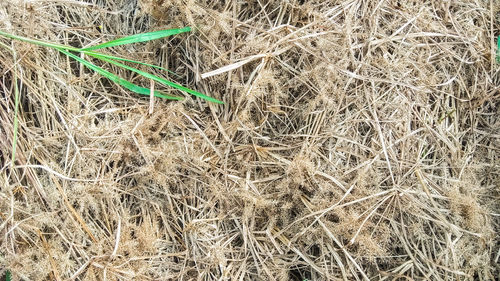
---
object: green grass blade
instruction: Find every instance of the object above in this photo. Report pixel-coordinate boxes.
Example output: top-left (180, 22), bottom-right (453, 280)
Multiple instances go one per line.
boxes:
top-left (89, 52), bottom-right (224, 104)
top-left (0, 30), bottom-right (222, 103)
top-left (5, 270), bottom-right (12, 281)
top-left (0, 30), bottom-right (180, 76)
top-left (0, 30), bottom-right (80, 52)
top-left (83, 50), bottom-right (181, 78)
top-left (58, 49), bottom-right (182, 100)
top-left (497, 36), bottom-right (499, 63)
top-left (0, 40), bottom-right (13, 51)
top-left (2, 39), bottom-right (19, 166)
top-left (11, 66), bottom-right (20, 166)
top-left (81, 27), bottom-right (192, 51)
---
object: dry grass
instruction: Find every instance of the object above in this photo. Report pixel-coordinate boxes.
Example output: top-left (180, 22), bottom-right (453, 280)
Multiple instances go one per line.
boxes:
top-left (0, 0), bottom-right (499, 280)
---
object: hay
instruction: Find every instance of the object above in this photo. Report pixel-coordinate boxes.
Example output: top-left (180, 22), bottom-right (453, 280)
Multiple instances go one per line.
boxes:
top-left (0, 0), bottom-right (499, 280)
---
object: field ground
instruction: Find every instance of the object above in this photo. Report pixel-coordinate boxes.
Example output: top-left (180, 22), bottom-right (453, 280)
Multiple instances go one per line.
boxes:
top-left (0, 0), bottom-right (499, 280)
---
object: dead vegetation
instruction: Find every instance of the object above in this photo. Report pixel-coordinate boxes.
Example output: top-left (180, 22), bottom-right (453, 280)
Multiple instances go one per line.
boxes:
top-left (0, 0), bottom-right (499, 280)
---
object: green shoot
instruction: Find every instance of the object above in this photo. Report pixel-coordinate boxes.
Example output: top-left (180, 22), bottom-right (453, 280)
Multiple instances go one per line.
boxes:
top-left (58, 49), bottom-right (182, 100)
top-left (0, 41), bottom-right (21, 166)
top-left (89, 52), bottom-right (223, 104)
top-left (83, 50), bottom-right (182, 78)
top-left (497, 36), bottom-right (499, 63)
top-left (81, 27), bottom-right (191, 51)
top-left (12, 63), bottom-right (20, 165)
top-left (0, 30), bottom-right (80, 52)
top-left (0, 28), bottom-right (223, 104)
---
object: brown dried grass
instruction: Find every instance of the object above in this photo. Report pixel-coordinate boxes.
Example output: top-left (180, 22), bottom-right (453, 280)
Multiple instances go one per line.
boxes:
top-left (0, 0), bottom-right (499, 280)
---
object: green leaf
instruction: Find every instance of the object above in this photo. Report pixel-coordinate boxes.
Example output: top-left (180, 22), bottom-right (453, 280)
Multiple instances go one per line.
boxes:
top-left (82, 50), bottom-right (181, 78)
top-left (5, 270), bottom-right (12, 281)
top-left (12, 64), bottom-right (20, 165)
top-left (0, 30), bottom-right (81, 52)
top-left (81, 27), bottom-right (192, 51)
top-left (0, 29), bottom-right (223, 104)
top-left (88, 52), bottom-right (224, 104)
top-left (497, 36), bottom-right (500, 63)
top-left (58, 49), bottom-right (182, 100)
